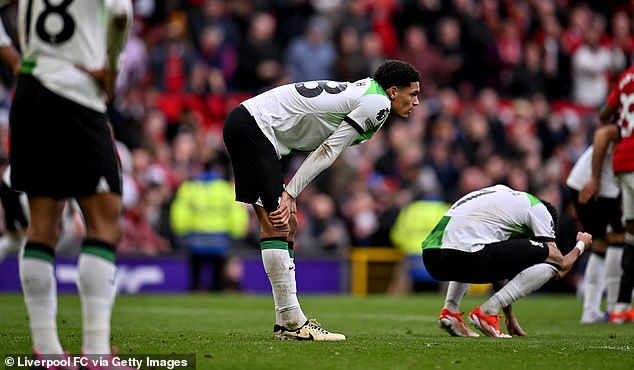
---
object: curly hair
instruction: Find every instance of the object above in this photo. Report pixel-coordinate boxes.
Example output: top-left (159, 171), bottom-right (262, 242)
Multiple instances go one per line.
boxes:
top-left (372, 59), bottom-right (421, 90)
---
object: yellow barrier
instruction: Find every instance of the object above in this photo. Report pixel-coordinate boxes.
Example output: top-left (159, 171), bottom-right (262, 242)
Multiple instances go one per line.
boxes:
top-left (350, 248), bottom-right (403, 296)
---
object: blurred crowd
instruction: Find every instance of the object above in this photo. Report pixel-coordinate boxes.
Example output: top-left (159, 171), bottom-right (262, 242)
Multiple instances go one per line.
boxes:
top-left (0, 0), bottom-right (633, 263)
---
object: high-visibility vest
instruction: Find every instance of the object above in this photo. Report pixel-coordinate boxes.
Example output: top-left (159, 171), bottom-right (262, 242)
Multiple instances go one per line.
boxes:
top-left (170, 178), bottom-right (248, 240)
top-left (390, 200), bottom-right (450, 255)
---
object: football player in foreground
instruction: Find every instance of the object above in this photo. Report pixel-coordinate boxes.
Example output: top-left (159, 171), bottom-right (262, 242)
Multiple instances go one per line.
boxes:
top-left (422, 185), bottom-right (592, 338)
top-left (223, 59), bottom-right (421, 340)
top-left (10, 0), bottom-right (132, 368)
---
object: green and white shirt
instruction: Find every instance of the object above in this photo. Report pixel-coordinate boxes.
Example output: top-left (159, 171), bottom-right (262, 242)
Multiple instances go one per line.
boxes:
top-left (422, 185), bottom-right (556, 252)
top-left (243, 78), bottom-right (390, 198)
top-left (17, 0), bottom-right (131, 112)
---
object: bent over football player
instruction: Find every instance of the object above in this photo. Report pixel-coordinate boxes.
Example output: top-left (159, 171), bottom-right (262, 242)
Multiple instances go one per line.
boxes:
top-left (223, 59), bottom-right (421, 340)
top-left (422, 185), bottom-right (591, 338)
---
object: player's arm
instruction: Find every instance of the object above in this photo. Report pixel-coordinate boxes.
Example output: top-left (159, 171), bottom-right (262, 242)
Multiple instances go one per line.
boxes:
top-left (269, 123), bottom-right (358, 228)
top-left (78, 0), bottom-right (132, 101)
top-left (552, 231), bottom-right (592, 279)
top-left (105, 0), bottom-right (133, 73)
top-left (578, 124), bottom-right (619, 203)
top-left (0, 17), bottom-right (19, 74)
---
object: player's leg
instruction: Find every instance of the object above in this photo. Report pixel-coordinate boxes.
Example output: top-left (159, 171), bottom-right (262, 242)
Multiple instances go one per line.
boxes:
top-left (21, 196), bottom-right (66, 355)
top-left (76, 192), bottom-right (122, 354)
top-left (605, 244), bottom-right (624, 313)
top-left (610, 175), bottom-right (634, 323)
top-left (581, 244), bottom-right (606, 323)
top-left (574, 194), bottom-right (614, 322)
top-left (471, 240), bottom-right (561, 337)
top-left (255, 206), bottom-right (306, 328)
top-left (609, 222), bottom-right (634, 323)
top-left (438, 282), bottom-right (479, 337)
top-left (605, 203), bottom-right (625, 316)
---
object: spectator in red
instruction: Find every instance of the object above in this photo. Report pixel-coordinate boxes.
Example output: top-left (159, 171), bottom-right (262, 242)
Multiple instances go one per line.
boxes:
top-left (149, 15), bottom-right (197, 92)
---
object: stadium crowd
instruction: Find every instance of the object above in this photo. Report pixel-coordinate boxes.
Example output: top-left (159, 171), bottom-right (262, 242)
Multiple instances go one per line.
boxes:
top-left (1, 0), bottom-right (633, 287)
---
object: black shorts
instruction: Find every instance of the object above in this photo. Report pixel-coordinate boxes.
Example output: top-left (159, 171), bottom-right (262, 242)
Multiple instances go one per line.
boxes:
top-left (569, 189), bottom-right (624, 238)
top-left (422, 239), bottom-right (551, 283)
top-left (9, 74), bottom-right (121, 199)
top-left (222, 104), bottom-right (283, 212)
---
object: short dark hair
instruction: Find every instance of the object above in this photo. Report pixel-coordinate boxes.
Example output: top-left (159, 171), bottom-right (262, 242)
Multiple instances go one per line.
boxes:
top-left (372, 59), bottom-right (421, 90)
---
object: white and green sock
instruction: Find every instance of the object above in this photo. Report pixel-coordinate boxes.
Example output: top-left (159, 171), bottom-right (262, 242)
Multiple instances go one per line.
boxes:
top-left (482, 263), bottom-right (558, 315)
top-left (261, 239), bottom-right (306, 329)
top-left (78, 241), bottom-right (117, 354)
top-left (20, 242), bottom-right (64, 355)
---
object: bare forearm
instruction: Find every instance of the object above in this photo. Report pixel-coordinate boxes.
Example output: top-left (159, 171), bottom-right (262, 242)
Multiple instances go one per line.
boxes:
top-left (0, 45), bottom-right (19, 74)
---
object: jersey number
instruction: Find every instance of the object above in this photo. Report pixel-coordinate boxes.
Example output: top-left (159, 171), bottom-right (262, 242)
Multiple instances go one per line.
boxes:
top-left (294, 81), bottom-right (347, 98)
top-left (25, 0), bottom-right (75, 45)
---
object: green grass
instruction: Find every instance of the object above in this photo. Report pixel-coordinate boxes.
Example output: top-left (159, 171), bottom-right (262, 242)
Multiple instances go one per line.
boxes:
top-left (0, 293), bottom-right (633, 370)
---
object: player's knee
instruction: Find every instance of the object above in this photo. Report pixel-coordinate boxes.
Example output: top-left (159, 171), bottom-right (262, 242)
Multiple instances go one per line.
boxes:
top-left (288, 213), bottom-right (298, 238)
top-left (259, 220), bottom-right (289, 239)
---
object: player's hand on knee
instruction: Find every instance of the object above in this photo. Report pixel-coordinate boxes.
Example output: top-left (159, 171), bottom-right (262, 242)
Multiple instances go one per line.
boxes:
top-left (269, 191), bottom-right (296, 229)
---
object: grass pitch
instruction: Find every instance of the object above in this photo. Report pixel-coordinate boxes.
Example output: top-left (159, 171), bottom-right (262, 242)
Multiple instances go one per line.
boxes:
top-left (0, 293), bottom-right (632, 370)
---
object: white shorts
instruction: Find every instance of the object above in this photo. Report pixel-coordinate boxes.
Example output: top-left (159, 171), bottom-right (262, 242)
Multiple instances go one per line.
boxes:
top-left (618, 172), bottom-right (634, 221)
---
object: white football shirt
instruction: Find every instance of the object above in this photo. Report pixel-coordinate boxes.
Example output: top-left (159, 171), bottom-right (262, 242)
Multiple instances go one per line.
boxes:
top-left (243, 78), bottom-right (390, 157)
top-left (566, 144), bottom-right (620, 198)
top-left (0, 17), bottom-right (11, 47)
top-left (242, 77), bottom-right (391, 197)
top-left (17, 0), bottom-right (130, 112)
top-left (422, 185), bottom-right (557, 252)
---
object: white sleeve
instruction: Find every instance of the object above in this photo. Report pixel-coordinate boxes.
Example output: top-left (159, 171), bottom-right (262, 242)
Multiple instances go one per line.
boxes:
top-left (528, 204), bottom-right (557, 240)
top-left (0, 19), bottom-right (12, 48)
top-left (345, 94), bottom-right (390, 133)
top-left (285, 122), bottom-right (359, 198)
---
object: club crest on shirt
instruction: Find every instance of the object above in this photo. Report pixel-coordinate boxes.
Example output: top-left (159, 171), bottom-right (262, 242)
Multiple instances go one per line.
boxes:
top-left (376, 108), bottom-right (389, 122)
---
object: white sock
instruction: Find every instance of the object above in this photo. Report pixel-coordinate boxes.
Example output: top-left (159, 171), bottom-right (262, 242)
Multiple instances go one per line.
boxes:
top-left (444, 282), bottom-right (471, 312)
top-left (481, 264), bottom-right (558, 315)
top-left (582, 253), bottom-right (606, 316)
top-left (20, 257), bottom-right (64, 354)
top-left (262, 249), bottom-right (306, 329)
top-left (78, 253), bottom-right (116, 354)
top-left (605, 246), bottom-right (624, 313)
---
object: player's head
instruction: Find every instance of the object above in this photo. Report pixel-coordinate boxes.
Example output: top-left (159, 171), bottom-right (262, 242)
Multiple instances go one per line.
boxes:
top-left (373, 60), bottom-right (421, 119)
top-left (540, 199), bottom-right (559, 236)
